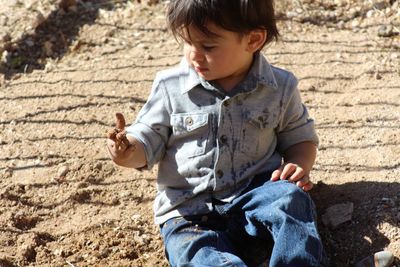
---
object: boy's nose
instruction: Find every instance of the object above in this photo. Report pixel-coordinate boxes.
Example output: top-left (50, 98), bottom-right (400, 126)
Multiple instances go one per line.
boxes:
top-left (190, 49), bottom-right (204, 62)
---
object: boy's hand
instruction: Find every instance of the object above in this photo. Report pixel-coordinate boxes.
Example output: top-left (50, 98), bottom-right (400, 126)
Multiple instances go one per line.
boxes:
top-left (271, 163), bottom-right (314, 191)
top-left (107, 113), bottom-right (137, 163)
top-left (107, 113), bottom-right (130, 148)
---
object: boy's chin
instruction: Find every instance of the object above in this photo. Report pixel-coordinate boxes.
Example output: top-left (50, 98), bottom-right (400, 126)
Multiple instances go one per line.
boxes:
top-left (196, 72), bottom-right (212, 80)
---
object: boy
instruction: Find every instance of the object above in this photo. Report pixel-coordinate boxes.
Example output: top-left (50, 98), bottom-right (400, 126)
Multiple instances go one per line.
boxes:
top-left (108, 0), bottom-right (325, 266)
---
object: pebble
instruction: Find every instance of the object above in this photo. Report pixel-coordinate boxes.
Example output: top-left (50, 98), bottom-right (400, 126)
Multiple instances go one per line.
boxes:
top-left (366, 10), bottom-right (375, 18)
top-left (94, 161), bottom-right (103, 170)
top-left (375, 72), bottom-right (382, 80)
top-left (373, 1), bottom-right (388, 10)
top-left (137, 43), bottom-right (149, 50)
top-left (144, 54), bottom-right (154, 60)
top-left (43, 41), bottom-right (53, 56)
top-left (1, 50), bottom-right (10, 64)
top-left (0, 15), bottom-right (8, 26)
top-left (129, 101), bottom-right (136, 111)
top-left (53, 248), bottom-right (65, 257)
top-left (57, 165), bottom-right (69, 178)
top-left (377, 25), bottom-right (396, 37)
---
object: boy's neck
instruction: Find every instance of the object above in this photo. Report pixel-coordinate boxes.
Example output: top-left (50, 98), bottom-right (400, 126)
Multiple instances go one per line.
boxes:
top-left (214, 55), bottom-right (255, 92)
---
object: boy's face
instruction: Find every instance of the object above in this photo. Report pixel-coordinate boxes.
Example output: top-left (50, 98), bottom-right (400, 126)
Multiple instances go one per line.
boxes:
top-left (182, 22), bottom-right (255, 91)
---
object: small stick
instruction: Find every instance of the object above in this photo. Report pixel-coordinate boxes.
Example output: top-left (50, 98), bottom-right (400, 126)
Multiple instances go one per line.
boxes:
top-left (109, 113), bottom-right (130, 148)
top-left (115, 112), bottom-right (126, 130)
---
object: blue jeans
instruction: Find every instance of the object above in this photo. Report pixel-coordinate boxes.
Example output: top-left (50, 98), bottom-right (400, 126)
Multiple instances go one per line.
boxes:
top-left (160, 176), bottom-right (326, 267)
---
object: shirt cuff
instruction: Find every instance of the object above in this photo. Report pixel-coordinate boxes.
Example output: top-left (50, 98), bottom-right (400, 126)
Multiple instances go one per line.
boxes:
top-left (125, 122), bottom-right (165, 170)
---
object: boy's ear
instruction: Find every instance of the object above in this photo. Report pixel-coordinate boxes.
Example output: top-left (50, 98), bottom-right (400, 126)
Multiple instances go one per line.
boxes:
top-left (246, 29), bottom-right (267, 52)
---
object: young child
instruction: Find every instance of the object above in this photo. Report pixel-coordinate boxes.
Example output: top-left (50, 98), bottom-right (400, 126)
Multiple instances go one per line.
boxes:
top-left (108, 0), bottom-right (327, 266)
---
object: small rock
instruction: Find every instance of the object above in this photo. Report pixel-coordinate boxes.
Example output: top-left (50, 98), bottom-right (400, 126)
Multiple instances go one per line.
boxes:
top-left (375, 72), bottom-right (382, 80)
top-left (145, 54), bottom-right (154, 60)
top-left (129, 101), bottom-right (136, 111)
top-left (44, 61), bottom-right (55, 73)
top-left (116, 232), bottom-right (125, 238)
top-left (322, 202), bottom-right (354, 229)
top-left (57, 165), bottom-right (69, 179)
top-left (1, 50), bottom-right (10, 64)
top-left (377, 25), bottom-right (396, 38)
top-left (286, 11), bottom-right (298, 19)
top-left (43, 41), bottom-right (53, 57)
top-left (137, 43), bottom-right (149, 50)
top-left (373, 1), bottom-right (388, 10)
top-left (94, 162), bottom-right (103, 170)
top-left (351, 20), bottom-right (360, 28)
top-left (366, 10), bottom-right (375, 18)
top-left (99, 248), bottom-right (111, 258)
top-left (0, 15), bottom-right (8, 26)
top-left (53, 248), bottom-right (65, 257)
top-left (24, 38), bottom-right (35, 47)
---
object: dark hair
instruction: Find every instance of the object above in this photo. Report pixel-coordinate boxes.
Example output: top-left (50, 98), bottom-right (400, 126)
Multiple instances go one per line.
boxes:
top-left (167, 0), bottom-right (279, 47)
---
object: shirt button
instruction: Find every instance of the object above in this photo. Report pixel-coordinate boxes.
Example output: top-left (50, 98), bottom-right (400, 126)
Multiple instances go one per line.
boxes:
top-left (216, 170), bottom-right (224, 178)
top-left (220, 135), bottom-right (228, 144)
top-left (185, 117), bottom-right (193, 126)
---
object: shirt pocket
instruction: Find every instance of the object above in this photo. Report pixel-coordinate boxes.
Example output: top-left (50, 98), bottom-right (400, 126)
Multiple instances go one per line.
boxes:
top-left (240, 110), bottom-right (277, 158)
top-left (170, 113), bottom-right (210, 158)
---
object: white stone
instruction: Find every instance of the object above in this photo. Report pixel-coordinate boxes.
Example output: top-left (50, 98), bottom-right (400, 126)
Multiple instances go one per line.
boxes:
top-left (57, 165), bottom-right (69, 178)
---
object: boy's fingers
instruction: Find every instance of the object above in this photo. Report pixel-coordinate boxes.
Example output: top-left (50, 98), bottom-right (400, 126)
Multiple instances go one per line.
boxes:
top-left (280, 163), bottom-right (297, 180)
top-left (288, 167), bottom-right (305, 182)
top-left (301, 181), bottom-right (314, 191)
top-left (295, 175), bottom-right (309, 186)
top-left (270, 169), bottom-right (282, 181)
top-left (296, 175), bottom-right (313, 191)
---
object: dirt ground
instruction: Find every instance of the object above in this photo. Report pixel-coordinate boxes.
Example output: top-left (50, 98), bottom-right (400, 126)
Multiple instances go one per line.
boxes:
top-left (0, 1), bottom-right (399, 267)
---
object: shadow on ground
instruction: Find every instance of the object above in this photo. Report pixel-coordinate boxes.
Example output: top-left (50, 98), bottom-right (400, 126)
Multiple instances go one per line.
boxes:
top-left (0, 0), bottom-right (128, 80)
top-left (311, 181), bottom-right (400, 267)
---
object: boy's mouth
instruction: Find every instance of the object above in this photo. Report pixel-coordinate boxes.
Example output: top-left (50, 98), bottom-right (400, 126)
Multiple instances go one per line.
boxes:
top-left (194, 65), bottom-right (209, 74)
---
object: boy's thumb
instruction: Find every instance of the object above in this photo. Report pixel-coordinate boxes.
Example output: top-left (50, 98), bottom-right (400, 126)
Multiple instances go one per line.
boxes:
top-left (270, 169), bottom-right (282, 181)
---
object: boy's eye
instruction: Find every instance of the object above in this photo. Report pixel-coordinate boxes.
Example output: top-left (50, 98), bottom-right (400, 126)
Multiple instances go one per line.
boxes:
top-left (202, 45), bottom-right (216, 51)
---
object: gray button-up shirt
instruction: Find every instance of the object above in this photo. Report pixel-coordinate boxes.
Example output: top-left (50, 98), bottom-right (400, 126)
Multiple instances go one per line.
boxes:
top-left (126, 54), bottom-right (319, 225)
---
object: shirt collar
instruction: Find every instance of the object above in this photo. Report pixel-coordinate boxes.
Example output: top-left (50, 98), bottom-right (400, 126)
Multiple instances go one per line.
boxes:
top-left (247, 52), bottom-right (278, 90)
top-left (179, 53), bottom-right (278, 94)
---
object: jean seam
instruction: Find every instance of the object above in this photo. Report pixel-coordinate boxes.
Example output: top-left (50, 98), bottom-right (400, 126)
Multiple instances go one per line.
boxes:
top-left (216, 249), bottom-right (239, 267)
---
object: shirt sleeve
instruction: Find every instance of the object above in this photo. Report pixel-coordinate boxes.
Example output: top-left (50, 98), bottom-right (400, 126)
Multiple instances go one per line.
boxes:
top-left (125, 75), bottom-right (171, 170)
top-left (276, 74), bottom-right (319, 154)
